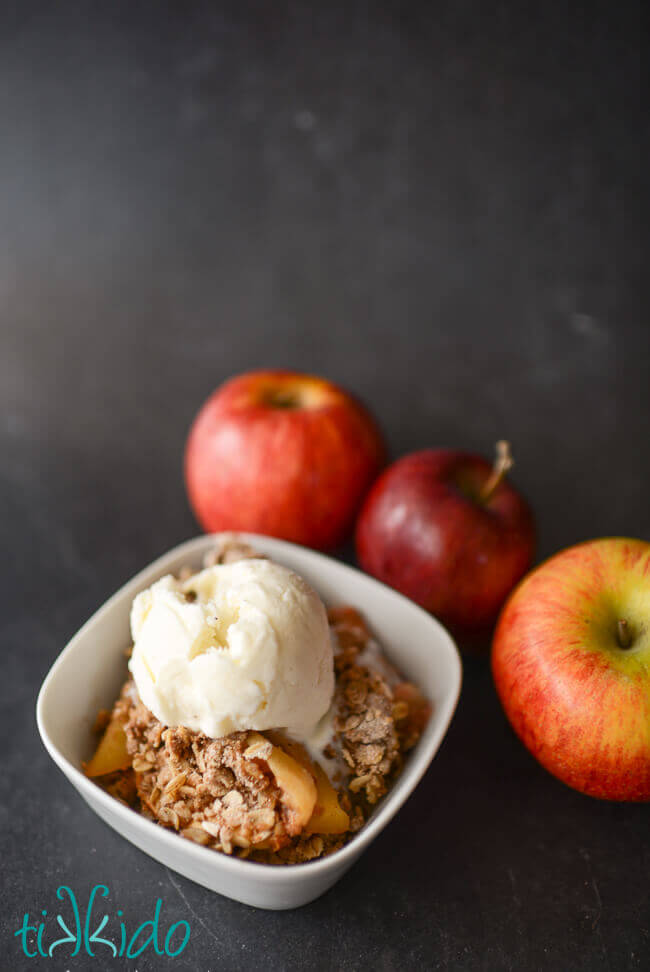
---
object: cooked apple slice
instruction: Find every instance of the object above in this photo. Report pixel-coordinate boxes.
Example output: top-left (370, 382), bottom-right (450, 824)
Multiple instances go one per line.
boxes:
top-left (246, 732), bottom-right (317, 835)
top-left (304, 762), bottom-right (350, 836)
top-left (84, 717), bottom-right (130, 778)
top-left (393, 682), bottom-right (431, 734)
top-left (266, 732), bottom-right (349, 836)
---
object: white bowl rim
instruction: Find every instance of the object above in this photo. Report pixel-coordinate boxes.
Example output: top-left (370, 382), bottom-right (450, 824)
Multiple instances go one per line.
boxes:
top-left (37, 532), bottom-right (462, 884)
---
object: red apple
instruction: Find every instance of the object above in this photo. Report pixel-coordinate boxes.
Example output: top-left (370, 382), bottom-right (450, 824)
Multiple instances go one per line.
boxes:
top-left (355, 442), bottom-right (535, 639)
top-left (492, 537), bottom-right (650, 801)
top-left (184, 370), bottom-right (386, 550)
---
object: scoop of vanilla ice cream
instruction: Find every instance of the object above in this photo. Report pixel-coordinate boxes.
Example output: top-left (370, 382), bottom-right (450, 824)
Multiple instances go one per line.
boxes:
top-left (128, 559), bottom-right (334, 739)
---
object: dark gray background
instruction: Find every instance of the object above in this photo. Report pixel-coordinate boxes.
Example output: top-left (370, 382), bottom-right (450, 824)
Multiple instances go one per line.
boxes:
top-left (1, 2), bottom-right (647, 970)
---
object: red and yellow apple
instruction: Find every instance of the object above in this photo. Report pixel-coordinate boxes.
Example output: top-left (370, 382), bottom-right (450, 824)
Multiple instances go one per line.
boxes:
top-left (492, 537), bottom-right (650, 801)
top-left (184, 370), bottom-right (385, 550)
top-left (355, 442), bottom-right (535, 640)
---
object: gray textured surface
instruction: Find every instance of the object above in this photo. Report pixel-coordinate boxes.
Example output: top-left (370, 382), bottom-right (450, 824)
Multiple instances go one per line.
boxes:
top-left (1, 2), bottom-right (648, 969)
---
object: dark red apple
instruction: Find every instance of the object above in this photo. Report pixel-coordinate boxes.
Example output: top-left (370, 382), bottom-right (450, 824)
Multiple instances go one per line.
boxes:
top-left (184, 370), bottom-right (386, 551)
top-left (492, 538), bottom-right (650, 801)
top-left (355, 442), bottom-right (535, 640)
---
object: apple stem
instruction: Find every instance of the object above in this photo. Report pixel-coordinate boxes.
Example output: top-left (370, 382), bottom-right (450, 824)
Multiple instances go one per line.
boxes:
top-left (480, 440), bottom-right (514, 503)
top-left (617, 618), bottom-right (632, 650)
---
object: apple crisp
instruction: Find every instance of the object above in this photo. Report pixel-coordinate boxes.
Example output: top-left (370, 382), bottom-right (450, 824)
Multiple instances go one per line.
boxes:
top-left (86, 541), bottom-right (430, 865)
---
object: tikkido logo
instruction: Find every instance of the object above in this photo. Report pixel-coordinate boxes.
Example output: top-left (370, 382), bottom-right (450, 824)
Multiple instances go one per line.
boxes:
top-left (14, 884), bottom-right (191, 960)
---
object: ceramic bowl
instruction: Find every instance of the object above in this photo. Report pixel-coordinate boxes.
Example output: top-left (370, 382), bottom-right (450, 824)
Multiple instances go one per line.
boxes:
top-left (37, 533), bottom-right (461, 910)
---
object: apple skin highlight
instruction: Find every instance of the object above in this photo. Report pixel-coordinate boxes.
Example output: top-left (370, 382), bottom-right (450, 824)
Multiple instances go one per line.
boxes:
top-left (492, 537), bottom-right (650, 801)
top-left (185, 370), bottom-right (386, 551)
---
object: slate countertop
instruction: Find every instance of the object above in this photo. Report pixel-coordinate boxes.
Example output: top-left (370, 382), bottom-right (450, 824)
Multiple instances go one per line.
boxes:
top-left (1, 2), bottom-right (647, 970)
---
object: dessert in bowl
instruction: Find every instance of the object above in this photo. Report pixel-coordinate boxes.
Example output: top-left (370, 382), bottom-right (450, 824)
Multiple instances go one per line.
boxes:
top-left (37, 533), bottom-right (461, 908)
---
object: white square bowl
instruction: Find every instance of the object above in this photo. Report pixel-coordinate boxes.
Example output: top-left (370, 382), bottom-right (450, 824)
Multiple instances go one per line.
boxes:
top-left (37, 533), bottom-right (462, 910)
